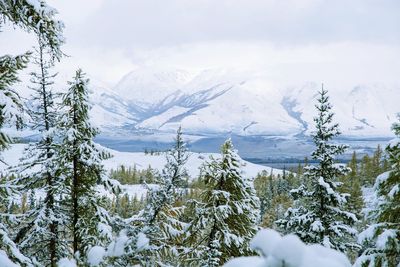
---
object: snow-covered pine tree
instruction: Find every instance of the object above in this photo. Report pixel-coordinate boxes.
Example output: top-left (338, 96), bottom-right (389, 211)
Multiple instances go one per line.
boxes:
top-left (57, 69), bottom-right (119, 265)
top-left (356, 114), bottom-right (400, 267)
top-left (276, 87), bottom-right (359, 253)
top-left (185, 139), bottom-right (259, 266)
top-left (10, 32), bottom-right (68, 266)
top-left (339, 151), bottom-right (364, 218)
top-left (0, 1), bottom-right (63, 265)
top-left (0, 54), bottom-right (33, 267)
top-left (0, 54), bottom-right (27, 154)
top-left (0, 0), bottom-right (64, 59)
top-left (121, 126), bottom-right (189, 266)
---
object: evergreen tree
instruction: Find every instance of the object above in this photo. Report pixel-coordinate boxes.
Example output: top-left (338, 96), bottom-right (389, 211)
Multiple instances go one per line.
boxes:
top-left (122, 126), bottom-right (189, 266)
top-left (339, 151), bottom-right (364, 217)
top-left (360, 154), bottom-right (374, 186)
top-left (57, 69), bottom-right (118, 264)
top-left (0, 54), bottom-right (27, 150)
top-left (0, 1), bottom-right (63, 264)
top-left (10, 33), bottom-right (68, 266)
top-left (185, 139), bottom-right (259, 266)
top-left (254, 170), bottom-right (271, 219)
top-left (0, 0), bottom-right (64, 59)
top-left (371, 145), bottom-right (383, 179)
top-left (276, 88), bottom-right (359, 253)
top-left (356, 115), bottom-right (400, 266)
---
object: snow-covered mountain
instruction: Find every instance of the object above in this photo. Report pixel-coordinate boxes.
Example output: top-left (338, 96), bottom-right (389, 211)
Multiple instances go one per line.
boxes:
top-left (89, 67), bottom-right (399, 139)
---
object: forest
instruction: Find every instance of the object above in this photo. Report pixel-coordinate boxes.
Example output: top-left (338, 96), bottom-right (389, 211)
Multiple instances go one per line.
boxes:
top-left (0, 0), bottom-right (399, 267)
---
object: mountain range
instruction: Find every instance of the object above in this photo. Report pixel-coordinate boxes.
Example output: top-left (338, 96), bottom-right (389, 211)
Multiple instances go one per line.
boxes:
top-left (89, 67), bottom-right (398, 140)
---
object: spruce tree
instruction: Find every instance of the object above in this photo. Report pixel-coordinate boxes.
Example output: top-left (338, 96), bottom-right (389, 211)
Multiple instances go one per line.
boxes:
top-left (10, 33), bottom-right (68, 266)
top-left (0, 1), bottom-right (63, 264)
top-left (339, 151), bottom-right (364, 217)
top-left (123, 126), bottom-right (189, 266)
top-left (276, 87), bottom-right (359, 253)
top-left (356, 115), bottom-right (400, 266)
top-left (185, 139), bottom-right (259, 266)
top-left (0, 54), bottom-right (27, 150)
top-left (0, 55), bottom-right (32, 266)
top-left (0, 0), bottom-right (64, 59)
top-left (57, 69), bottom-right (118, 264)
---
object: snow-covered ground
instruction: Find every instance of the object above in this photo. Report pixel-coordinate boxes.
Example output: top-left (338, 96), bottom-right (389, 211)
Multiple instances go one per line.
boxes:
top-left (105, 146), bottom-right (283, 179)
top-left (224, 229), bottom-right (351, 267)
top-left (0, 144), bottom-right (282, 200)
top-left (0, 144), bottom-right (282, 179)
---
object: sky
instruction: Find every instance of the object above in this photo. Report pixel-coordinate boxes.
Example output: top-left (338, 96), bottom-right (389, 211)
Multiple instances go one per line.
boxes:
top-left (1, 0), bottom-right (399, 87)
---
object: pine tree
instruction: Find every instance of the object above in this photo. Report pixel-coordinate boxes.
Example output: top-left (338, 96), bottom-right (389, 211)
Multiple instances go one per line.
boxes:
top-left (0, 165), bottom-right (32, 265)
top-left (0, 1), bottom-right (63, 264)
top-left (10, 33), bottom-right (68, 266)
top-left (0, 0), bottom-right (64, 59)
top-left (57, 69), bottom-right (118, 264)
top-left (122, 126), bottom-right (190, 265)
top-left (371, 145), bottom-right (383, 179)
top-left (185, 139), bottom-right (259, 266)
top-left (356, 115), bottom-right (400, 266)
top-left (339, 151), bottom-right (364, 217)
top-left (0, 54), bottom-right (27, 150)
top-left (276, 87), bottom-right (359, 253)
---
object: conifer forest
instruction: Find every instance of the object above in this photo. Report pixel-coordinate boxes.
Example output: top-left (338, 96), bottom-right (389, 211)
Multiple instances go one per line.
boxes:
top-left (0, 0), bottom-right (399, 266)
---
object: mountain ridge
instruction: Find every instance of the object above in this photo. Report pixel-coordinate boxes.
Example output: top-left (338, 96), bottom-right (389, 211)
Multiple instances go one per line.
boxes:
top-left (89, 67), bottom-right (398, 140)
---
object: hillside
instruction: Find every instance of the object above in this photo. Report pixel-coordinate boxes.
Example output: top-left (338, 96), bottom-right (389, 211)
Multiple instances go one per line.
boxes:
top-left (90, 68), bottom-right (399, 138)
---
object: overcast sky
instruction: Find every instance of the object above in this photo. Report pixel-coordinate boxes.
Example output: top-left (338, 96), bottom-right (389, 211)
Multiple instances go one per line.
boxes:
top-left (2, 0), bottom-right (399, 86)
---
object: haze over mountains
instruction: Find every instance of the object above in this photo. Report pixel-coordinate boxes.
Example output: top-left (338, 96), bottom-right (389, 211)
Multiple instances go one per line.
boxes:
top-left (90, 67), bottom-right (398, 139)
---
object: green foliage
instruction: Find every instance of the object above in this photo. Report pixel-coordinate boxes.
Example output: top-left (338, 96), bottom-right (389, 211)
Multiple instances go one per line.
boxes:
top-left (184, 139), bottom-right (259, 266)
top-left (57, 69), bottom-right (117, 264)
top-left (121, 127), bottom-right (189, 266)
top-left (359, 145), bottom-right (390, 186)
top-left (110, 165), bottom-right (156, 185)
top-left (0, 54), bottom-right (28, 150)
top-left (0, 0), bottom-right (64, 59)
top-left (277, 88), bottom-right (359, 253)
top-left (357, 115), bottom-right (400, 266)
top-left (254, 169), bottom-right (296, 228)
top-left (339, 151), bottom-right (364, 218)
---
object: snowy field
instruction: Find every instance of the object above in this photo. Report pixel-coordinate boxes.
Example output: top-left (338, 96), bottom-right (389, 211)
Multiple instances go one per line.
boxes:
top-left (0, 144), bottom-right (283, 200)
top-left (1, 144), bottom-right (283, 178)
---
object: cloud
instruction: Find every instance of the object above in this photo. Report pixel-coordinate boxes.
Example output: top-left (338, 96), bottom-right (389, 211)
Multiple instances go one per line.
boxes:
top-left (1, 0), bottom-right (399, 86)
top-left (63, 0), bottom-right (400, 49)
top-left (131, 41), bottom-right (400, 87)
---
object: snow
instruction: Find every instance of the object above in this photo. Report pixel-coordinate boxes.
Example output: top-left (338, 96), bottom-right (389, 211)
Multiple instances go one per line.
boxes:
top-left (250, 229), bottom-right (281, 257)
top-left (388, 184), bottom-right (399, 198)
top-left (136, 232), bottom-right (149, 251)
top-left (105, 146), bottom-right (284, 180)
top-left (224, 256), bottom-right (265, 267)
top-left (106, 231), bottom-right (129, 257)
top-left (224, 229), bottom-right (351, 267)
top-left (361, 186), bottom-right (375, 217)
top-left (0, 144), bottom-right (282, 181)
top-left (87, 246), bottom-right (106, 266)
top-left (358, 224), bottom-right (377, 244)
top-left (374, 171), bottom-right (391, 188)
top-left (57, 258), bottom-right (77, 267)
top-left (86, 67), bottom-right (400, 138)
top-left (138, 106), bottom-right (192, 129)
top-left (388, 137), bottom-right (400, 147)
top-left (376, 229), bottom-right (397, 250)
top-left (318, 177), bottom-right (335, 195)
top-left (113, 68), bottom-right (193, 104)
top-left (0, 250), bottom-right (18, 267)
top-left (272, 234), bottom-right (305, 266)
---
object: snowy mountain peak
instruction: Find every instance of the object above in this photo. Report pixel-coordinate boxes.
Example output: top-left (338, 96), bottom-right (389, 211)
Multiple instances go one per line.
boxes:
top-left (113, 68), bottom-right (194, 105)
top-left (89, 67), bottom-right (399, 138)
